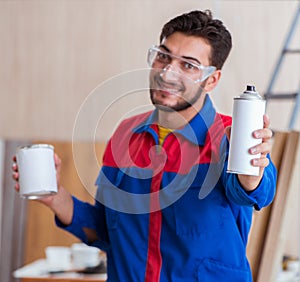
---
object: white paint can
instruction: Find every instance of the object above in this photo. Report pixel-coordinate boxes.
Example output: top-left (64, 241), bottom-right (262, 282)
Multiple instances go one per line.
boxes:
top-left (16, 144), bottom-right (58, 199)
top-left (227, 85), bottom-right (266, 176)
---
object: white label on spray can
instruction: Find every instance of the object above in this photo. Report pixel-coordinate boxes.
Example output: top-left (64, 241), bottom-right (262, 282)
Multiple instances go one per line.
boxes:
top-left (227, 85), bottom-right (266, 176)
top-left (16, 144), bottom-right (58, 199)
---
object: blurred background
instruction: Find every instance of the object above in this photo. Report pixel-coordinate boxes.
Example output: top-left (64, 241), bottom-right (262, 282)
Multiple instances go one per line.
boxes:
top-left (0, 0), bottom-right (300, 281)
top-left (1, 0), bottom-right (300, 141)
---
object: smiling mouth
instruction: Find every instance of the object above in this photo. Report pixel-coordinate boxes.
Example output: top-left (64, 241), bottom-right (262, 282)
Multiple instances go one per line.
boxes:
top-left (153, 77), bottom-right (184, 97)
top-left (159, 88), bottom-right (180, 96)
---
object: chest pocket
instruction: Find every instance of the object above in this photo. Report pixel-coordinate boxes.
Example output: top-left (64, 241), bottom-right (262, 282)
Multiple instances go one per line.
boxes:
top-left (173, 185), bottom-right (228, 238)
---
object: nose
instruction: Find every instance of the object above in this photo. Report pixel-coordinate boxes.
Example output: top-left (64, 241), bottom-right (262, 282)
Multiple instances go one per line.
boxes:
top-left (159, 64), bottom-right (180, 82)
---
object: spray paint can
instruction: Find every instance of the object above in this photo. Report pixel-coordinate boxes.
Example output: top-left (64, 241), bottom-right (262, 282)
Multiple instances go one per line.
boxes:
top-left (16, 144), bottom-right (58, 199)
top-left (227, 85), bottom-right (266, 176)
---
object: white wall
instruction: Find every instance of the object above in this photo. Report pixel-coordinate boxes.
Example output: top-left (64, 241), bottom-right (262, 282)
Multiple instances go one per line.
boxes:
top-left (0, 0), bottom-right (299, 142)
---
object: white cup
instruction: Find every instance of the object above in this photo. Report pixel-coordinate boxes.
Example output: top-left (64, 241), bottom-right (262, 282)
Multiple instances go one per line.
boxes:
top-left (16, 144), bottom-right (58, 199)
top-left (286, 260), bottom-right (300, 273)
top-left (45, 246), bottom-right (71, 270)
top-left (71, 243), bottom-right (100, 269)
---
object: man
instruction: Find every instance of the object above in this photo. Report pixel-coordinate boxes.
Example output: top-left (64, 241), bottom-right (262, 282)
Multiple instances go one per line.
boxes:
top-left (13, 10), bottom-right (276, 281)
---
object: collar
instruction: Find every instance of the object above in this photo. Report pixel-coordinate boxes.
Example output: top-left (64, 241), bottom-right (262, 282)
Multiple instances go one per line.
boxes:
top-left (133, 95), bottom-right (216, 146)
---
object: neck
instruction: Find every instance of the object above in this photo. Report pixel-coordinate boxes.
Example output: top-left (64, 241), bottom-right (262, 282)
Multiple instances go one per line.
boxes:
top-left (158, 94), bottom-right (207, 129)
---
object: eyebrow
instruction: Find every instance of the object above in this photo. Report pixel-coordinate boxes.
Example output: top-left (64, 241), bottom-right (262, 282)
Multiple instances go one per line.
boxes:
top-left (159, 44), bottom-right (202, 65)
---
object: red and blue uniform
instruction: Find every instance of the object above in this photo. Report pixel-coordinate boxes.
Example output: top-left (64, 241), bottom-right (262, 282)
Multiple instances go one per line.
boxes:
top-left (57, 95), bottom-right (277, 282)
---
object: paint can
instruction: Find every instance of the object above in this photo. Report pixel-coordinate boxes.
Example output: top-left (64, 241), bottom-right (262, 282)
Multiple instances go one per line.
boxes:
top-left (227, 85), bottom-right (266, 176)
top-left (16, 144), bottom-right (57, 199)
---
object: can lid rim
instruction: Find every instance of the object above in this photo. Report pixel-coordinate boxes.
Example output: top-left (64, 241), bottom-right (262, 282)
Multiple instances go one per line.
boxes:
top-left (18, 144), bottom-right (54, 150)
top-left (234, 96), bottom-right (265, 101)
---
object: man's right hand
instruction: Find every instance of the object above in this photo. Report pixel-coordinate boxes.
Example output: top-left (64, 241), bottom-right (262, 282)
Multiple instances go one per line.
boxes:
top-left (12, 153), bottom-right (74, 226)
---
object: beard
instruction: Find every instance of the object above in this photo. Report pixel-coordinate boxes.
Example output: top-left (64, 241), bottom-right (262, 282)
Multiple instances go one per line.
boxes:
top-left (150, 89), bottom-right (202, 112)
top-left (149, 71), bottom-right (205, 112)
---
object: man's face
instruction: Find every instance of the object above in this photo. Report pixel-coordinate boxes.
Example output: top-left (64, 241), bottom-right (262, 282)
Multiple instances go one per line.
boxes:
top-left (149, 32), bottom-right (213, 112)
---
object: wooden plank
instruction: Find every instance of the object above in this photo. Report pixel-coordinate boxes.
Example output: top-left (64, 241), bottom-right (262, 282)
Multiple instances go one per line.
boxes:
top-left (247, 131), bottom-right (288, 281)
top-left (257, 131), bottom-right (300, 282)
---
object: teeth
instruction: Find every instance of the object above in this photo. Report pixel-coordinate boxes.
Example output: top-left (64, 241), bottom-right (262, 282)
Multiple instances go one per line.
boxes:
top-left (162, 89), bottom-right (179, 94)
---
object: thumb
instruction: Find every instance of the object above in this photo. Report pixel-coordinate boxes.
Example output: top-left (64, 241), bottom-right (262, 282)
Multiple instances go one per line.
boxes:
top-left (225, 126), bottom-right (231, 141)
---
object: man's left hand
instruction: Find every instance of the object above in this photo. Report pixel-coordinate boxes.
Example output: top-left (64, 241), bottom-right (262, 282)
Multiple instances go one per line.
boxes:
top-left (237, 114), bottom-right (273, 191)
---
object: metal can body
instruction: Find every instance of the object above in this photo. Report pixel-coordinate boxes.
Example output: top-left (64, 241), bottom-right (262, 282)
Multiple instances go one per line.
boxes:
top-left (227, 86), bottom-right (266, 176)
top-left (16, 144), bottom-right (58, 199)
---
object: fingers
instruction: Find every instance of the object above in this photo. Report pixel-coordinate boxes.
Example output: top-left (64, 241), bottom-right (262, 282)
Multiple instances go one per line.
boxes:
top-left (54, 153), bottom-right (61, 172)
top-left (251, 155), bottom-right (270, 168)
top-left (12, 169), bottom-right (19, 181)
top-left (249, 114), bottom-right (273, 169)
top-left (253, 127), bottom-right (273, 140)
top-left (54, 153), bottom-right (62, 185)
top-left (249, 140), bottom-right (272, 156)
top-left (263, 113), bottom-right (270, 129)
top-left (253, 114), bottom-right (273, 139)
top-left (12, 158), bottom-right (20, 192)
top-left (250, 135), bottom-right (271, 156)
top-left (252, 114), bottom-right (273, 156)
top-left (14, 182), bottom-right (20, 192)
top-left (12, 160), bottom-right (18, 171)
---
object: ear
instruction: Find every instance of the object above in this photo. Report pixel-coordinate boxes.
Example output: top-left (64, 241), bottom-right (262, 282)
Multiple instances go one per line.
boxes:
top-left (203, 70), bottom-right (222, 92)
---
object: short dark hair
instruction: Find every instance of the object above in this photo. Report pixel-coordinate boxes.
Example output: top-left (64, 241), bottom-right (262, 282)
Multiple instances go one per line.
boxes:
top-left (160, 10), bottom-right (232, 70)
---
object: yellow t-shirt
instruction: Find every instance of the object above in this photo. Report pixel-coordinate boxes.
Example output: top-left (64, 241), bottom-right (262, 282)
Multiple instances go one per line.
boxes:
top-left (158, 125), bottom-right (173, 146)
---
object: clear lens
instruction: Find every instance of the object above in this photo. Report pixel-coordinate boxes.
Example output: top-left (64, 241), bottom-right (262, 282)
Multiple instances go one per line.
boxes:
top-left (147, 46), bottom-right (216, 83)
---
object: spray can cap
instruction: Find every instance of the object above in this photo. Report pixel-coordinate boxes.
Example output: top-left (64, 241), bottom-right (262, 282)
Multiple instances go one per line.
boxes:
top-left (240, 85), bottom-right (262, 100)
top-left (246, 85), bottom-right (256, 92)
